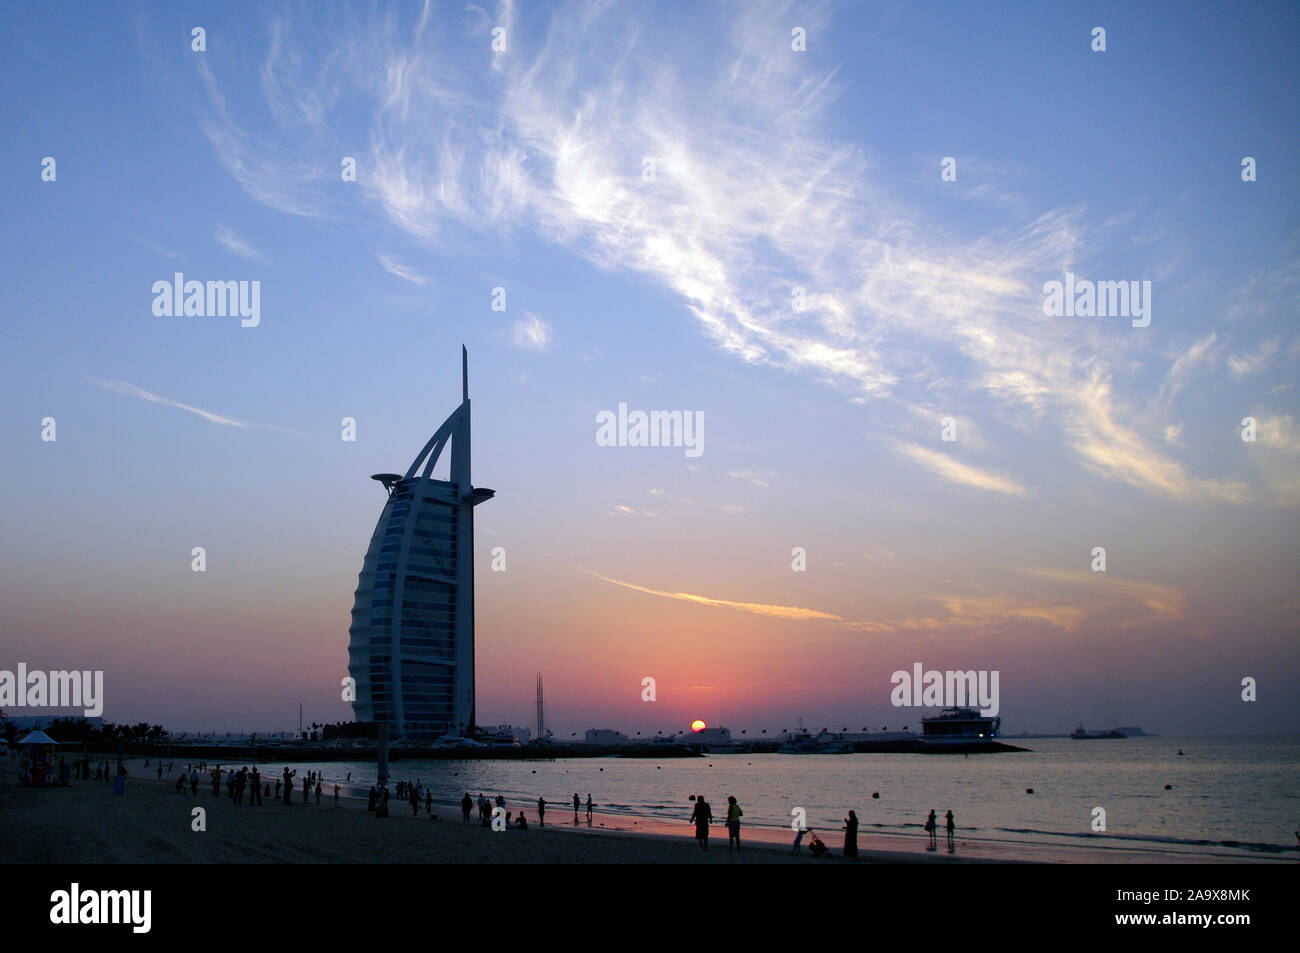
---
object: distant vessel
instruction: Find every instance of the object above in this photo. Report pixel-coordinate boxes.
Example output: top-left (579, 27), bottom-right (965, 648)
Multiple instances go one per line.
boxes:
top-left (1070, 724), bottom-right (1126, 740)
top-left (778, 721), bottom-right (854, 754)
top-left (432, 733), bottom-right (487, 749)
top-left (921, 707), bottom-right (1001, 745)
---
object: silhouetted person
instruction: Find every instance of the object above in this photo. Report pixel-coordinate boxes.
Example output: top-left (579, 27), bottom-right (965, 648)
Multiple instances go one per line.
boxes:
top-left (250, 768), bottom-right (262, 805)
top-left (586, 793), bottom-right (593, 823)
top-left (843, 810), bottom-right (858, 859)
top-left (573, 792), bottom-right (580, 822)
top-left (726, 796), bottom-right (743, 852)
top-left (925, 809), bottom-right (938, 848)
top-left (791, 827), bottom-right (806, 854)
top-left (689, 794), bottom-right (712, 850)
top-left (537, 797), bottom-right (546, 827)
top-left (282, 768), bottom-right (295, 805)
top-left (945, 810), bottom-right (955, 849)
top-left (461, 792), bottom-right (473, 822)
top-left (809, 833), bottom-right (830, 858)
top-left (367, 785), bottom-right (377, 812)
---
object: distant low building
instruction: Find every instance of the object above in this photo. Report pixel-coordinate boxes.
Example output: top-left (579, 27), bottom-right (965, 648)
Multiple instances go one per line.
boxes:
top-left (584, 729), bottom-right (630, 745)
top-left (677, 726), bottom-right (733, 747)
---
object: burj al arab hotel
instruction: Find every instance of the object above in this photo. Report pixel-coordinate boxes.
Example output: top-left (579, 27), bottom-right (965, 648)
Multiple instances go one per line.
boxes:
top-left (347, 347), bottom-right (494, 739)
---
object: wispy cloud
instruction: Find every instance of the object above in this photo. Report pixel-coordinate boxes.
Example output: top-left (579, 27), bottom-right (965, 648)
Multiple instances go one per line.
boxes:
top-left (1227, 338), bottom-right (1278, 377)
top-left (90, 378), bottom-right (249, 428)
top-left (215, 226), bottom-right (272, 264)
top-left (377, 252), bottom-right (427, 285)
top-left (89, 378), bottom-right (298, 433)
top-left (512, 311), bottom-right (552, 351)
top-left (585, 570), bottom-right (842, 621)
top-left (726, 468), bottom-right (775, 488)
top-left (893, 442), bottom-right (1029, 497)
top-left (182, 1), bottom-right (1289, 506)
top-left (843, 567), bottom-right (1185, 635)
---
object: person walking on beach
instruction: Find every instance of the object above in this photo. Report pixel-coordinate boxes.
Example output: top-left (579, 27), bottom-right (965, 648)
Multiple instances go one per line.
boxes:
top-left (282, 767), bottom-right (296, 806)
top-left (689, 794), bottom-right (712, 850)
top-left (843, 810), bottom-right (859, 859)
top-left (573, 792), bottom-right (580, 822)
top-left (479, 794), bottom-right (489, 826)
top-left (250, 768), bottom-right (262, 806)
top-left (425, 790), bottom-right (433, 817)
top-left (726, 796), bottom-right (743, 852)
top-left (334, 785), bottom-right (340, 806)
top-left (315, 780), bottom-right (322, 805)
top-left (302, 774), bottom-right (311, 805)
top-left (274, 778), bottom-right (281, 800)
top-left (461, 793), bottom-right (472, 822)
top-left (586, 793), bottom-right (593, 823)
top-left (791, 827), bottom-right (806, 854)
top-left (537, 797), bottom-right (546, 827)
top-left (924, 809), bottom-right (938, 849)
top-left (945, 810), bottom-right (955, 849)
top-left (156, 763), bottom-right (163, 782)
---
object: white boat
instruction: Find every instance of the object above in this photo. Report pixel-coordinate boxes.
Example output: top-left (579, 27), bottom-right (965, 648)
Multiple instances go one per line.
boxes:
top-left (432, 733), bottom-right (487, 749)
top-left (920, 707), bottom-right (1001, 745)
top-left (778, 722), bottom-right (854, 754)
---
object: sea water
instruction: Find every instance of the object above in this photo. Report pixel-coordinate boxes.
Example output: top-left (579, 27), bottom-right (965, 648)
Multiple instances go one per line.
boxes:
top-left (242, 735), bottom-right (1298, 860)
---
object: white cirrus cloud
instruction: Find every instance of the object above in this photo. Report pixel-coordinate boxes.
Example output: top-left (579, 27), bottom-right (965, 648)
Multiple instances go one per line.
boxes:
top-left (377, 252), bottom-right (427, 285)
top-left (512, 311), bottom-right (551, 351)
top-left (215, 226), bottom-right (272, 264)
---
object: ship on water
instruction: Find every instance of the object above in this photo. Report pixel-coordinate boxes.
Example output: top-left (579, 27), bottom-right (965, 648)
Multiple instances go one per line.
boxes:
top-left (778, 723), bottom-right (854, 754)
top-left (1070, 724), bottom-right (1127, 740)
top-left (919, 706), bottom-right (1010, 752)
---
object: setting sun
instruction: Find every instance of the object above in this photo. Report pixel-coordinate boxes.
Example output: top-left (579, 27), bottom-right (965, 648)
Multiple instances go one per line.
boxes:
top-left (690, 719), bottom-right (707, 732)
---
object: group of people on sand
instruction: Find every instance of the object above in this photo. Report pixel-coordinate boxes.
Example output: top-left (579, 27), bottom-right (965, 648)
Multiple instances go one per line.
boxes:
top-left (688, 794), bottom-right (746, 852)
top-left (684, 799), bottom-right (957, 860)
top-left (923, 809), bottom-right (957, 849)
top-left (790, 810), bottom-right (861, 858)
top-left (446, 791), bottom-right (596, 831)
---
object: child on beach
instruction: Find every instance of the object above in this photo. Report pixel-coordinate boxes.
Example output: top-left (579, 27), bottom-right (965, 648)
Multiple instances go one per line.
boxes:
top-left (726, 796), bottom-right (743, 852)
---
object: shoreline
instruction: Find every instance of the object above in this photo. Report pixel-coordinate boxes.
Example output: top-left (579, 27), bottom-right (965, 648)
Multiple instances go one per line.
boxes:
top-left (3, 760), bottom-right (1286, 864)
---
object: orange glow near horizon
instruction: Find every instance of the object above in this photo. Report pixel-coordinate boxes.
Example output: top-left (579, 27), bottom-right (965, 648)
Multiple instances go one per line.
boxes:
top-left (690, 719), bottom-right (707, 732)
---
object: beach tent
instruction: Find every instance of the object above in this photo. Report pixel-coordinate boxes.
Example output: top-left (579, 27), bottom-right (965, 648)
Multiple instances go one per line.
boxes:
top-left (18, 730), bottom-right (57, 785)
top-left (18, 730), bottom-right (58, 746)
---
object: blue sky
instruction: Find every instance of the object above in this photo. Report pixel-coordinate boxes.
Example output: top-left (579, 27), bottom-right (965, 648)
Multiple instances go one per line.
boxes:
top-left (0, 1), bottom-right (1297, 735)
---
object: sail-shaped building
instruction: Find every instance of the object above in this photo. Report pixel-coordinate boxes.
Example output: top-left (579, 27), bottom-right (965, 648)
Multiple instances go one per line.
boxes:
top-left (346, 347), bottom-right (494, 739)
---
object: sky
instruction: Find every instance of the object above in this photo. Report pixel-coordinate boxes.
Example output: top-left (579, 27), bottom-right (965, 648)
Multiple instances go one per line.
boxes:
top-left (0, 0), bottom-right (1297, 737)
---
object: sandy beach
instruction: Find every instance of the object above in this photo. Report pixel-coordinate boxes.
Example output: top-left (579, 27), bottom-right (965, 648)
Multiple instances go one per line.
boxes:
top-left (3, 759), bottom-right (1282, 864)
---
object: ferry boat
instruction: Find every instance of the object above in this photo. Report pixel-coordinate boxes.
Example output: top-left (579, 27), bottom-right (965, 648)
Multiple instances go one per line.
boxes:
top-left (1069, 724), bottom-right (1126, 740)
top-left (920, 707), bottom-right (1001, 745)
